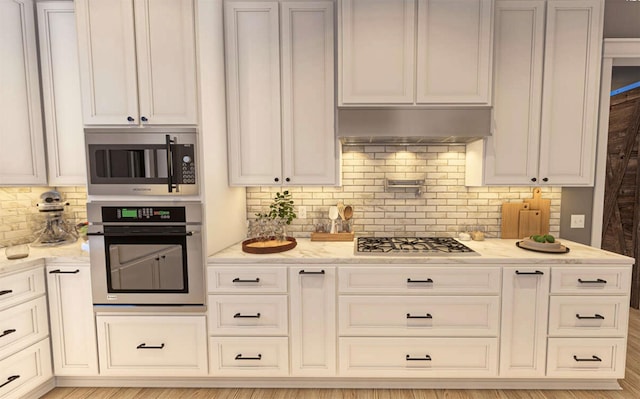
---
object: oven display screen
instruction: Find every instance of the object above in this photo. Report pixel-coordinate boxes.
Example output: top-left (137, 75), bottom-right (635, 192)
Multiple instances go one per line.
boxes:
top-left (101, 207), bottom-right (187, 222)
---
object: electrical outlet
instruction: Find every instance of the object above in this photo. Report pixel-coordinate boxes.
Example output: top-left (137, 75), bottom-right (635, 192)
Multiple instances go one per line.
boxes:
top-left (298, 206), bottom-right (307, 219)
top-left (570, 214), bottom-right (585, 229)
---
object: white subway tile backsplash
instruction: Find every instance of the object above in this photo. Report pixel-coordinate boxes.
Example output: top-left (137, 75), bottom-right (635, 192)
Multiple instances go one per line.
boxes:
top-left (246, 145), bottom-right (561, 239)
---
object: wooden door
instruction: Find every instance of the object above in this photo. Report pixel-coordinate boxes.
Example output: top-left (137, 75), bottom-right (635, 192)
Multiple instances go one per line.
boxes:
top-left (602, 86), bottom-right (640, 308)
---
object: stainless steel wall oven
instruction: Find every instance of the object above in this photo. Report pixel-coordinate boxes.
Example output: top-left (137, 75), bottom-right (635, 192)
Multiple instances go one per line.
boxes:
top-left (85, 128), bottom-right (198, 196)
top-left (87, 201), bottom-right (204, 307)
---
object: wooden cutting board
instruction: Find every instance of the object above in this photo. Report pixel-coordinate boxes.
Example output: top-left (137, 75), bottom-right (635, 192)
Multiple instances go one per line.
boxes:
top-left (501, 202), bottom-right (529, 239)
top-left (524, 187), bottom-right (551, 235)
top-left (519, 210), bottom-right (542, 239)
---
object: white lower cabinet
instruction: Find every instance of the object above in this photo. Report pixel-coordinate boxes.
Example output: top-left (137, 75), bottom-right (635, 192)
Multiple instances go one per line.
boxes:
top-left (339, 337), bottom-right (498, 377)
top-left (500, 267), bottom-right (550, 377)
top-left (46, 265), bottom-right (98, 376)
top-left (546, 267), bottom-right (631, 379)
top-left (204, 263), bottom-right (632, 383)
top-left (547, 338), bottom-right (627, 378)
top-left (290, 267), bottom-right (336, 376)
top-left (96, 315), bottom-right (207, 376)
top-left (0, 297), bottom-right (48, 361)
top-left (0, 338), bottom-right (52, 399)
top-left (209, 337), bottom-right (289, 377)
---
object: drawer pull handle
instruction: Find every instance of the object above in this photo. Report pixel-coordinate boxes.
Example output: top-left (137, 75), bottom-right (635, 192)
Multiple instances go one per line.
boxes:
top-left (232, 278), bottom-right (260, 283)
top-left (234, 312), bottom-right (261, 319)
top-left (0, 290), bottom-right (13, 296)
top-left (576, 313), bottom-right (605, 320)
top-left (406, 313), bottom-right (432, 319)
top-left (573, 355), bottom-right (602, 362)
top-left (515, 270), bottom-right (544, 275)
top-left (299, 269), bottom-right (325, 275)
top-left (0, 375), bottom-right (19, 389)
top-left (235, 353), bottom-right (262, 360)
top-left (136, 343), bottom-right (165, 350)
top-left (0, 329), bottom-right (17, 339)
top-left (407, 278), bottom-right (434, 283)
top-left (49, 269), bottom-right (80, 274)
top-left (578, 278), bottom-right (607, 284)
top-left (406, 355), bottom-right (431, 361)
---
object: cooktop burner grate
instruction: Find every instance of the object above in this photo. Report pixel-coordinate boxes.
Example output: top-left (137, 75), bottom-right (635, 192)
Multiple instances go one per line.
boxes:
top-left (355, 237), bottom-right (477, 256)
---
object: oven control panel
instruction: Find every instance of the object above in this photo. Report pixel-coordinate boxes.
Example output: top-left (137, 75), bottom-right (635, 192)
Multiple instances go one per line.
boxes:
top-left (101, 206), bottom-right (186, 222)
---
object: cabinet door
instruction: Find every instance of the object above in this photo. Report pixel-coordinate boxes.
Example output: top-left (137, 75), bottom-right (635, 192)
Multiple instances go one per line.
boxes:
top-left (538, 0), bottom-right (603, 186)
top-left (134, 0), bottom-right (198, 125)
top-left (339, 0), bottom-right (415, 104)
top-left (46, 265), bottom-right (98, 376)
top-left (76, 0), bottom-right (139, 125)
top-left (281, 1), bottom-right (336, 185)
top-left (0, 0), bottom-right (46, 185)
top-left (500, 267), bottom-right (550, 377)
top-left (483, 0), bottom-right (545, 185)
top-left (289, 267), bottom-right (336, 376)
top-left (37, 1), bottom-right (86, 186)
top-left (416, 0), bottom-right (492, 104)
top-left (225, 2), bottom-right (283, 185)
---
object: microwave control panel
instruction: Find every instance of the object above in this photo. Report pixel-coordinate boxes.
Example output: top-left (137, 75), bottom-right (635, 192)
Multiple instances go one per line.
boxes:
top-left (173, 144), bottom-right (196, 184)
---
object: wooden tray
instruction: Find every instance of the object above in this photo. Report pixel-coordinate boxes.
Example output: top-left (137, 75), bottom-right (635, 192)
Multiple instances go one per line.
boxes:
top-left (310, 232), bottom-right (355, 242)
top-left (516, 240), bottom-right (569, 254)
top-left (242, 237), bottom-right (297, 254)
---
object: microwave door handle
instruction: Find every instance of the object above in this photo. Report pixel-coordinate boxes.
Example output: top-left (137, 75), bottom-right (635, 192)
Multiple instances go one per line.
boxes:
top-left (166, 135), bottom-right (175, 193)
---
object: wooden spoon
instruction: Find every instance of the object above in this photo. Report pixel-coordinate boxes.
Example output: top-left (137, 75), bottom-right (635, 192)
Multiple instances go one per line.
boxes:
top-left (343, 205), bottom-right (353, 220)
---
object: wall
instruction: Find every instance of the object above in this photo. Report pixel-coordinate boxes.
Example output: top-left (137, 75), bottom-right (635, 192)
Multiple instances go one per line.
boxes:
top-left (246, 145), bottom-right (562, 238)
top-left (0, 186), bottom-right (87, 248)
top-left (604, 0), bottom-right (640, 38)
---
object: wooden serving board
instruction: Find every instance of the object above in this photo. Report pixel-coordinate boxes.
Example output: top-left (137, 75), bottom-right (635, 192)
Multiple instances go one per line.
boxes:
top-left (519, 210), bottom-right (542, 239)
top-left (242, 237), bottom-right (297, 254)
top-left (501, 202), bottom-right (529, 238)
top-left (310, 232), bottom-right (355, 242)
top-left (524, 187), bottom-right (551, 235)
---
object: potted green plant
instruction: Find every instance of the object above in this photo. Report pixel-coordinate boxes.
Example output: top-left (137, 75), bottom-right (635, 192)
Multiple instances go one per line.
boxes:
top-left (254, 191), bottom-right (297, 241)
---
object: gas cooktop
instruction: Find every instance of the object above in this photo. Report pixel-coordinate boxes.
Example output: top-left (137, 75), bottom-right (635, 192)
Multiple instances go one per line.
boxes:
top-left (355, 236), bottom-right (478, 256)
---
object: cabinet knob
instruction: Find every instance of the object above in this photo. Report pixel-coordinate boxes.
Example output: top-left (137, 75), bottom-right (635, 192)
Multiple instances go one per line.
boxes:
top-left (285, 177), bottom-right (290, 182)
top-left (542, 177), bottom-right (549, 182)
top-left (141, 116), bottom-right (148, 122)
top-left (127, 116), bottom-right (135, 122)
top-left (531, 177), bottom-right (537, 182)
top-left (274, 177), bottom-right (279, 182)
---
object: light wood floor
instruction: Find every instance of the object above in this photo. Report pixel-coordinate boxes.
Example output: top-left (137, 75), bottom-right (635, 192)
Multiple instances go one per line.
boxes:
top-left (42, 308), bottom-right (640, 399)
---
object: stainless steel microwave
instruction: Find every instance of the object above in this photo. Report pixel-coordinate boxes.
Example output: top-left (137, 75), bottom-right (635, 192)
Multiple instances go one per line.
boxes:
top-left (85, 128), bottom-right (198, 196)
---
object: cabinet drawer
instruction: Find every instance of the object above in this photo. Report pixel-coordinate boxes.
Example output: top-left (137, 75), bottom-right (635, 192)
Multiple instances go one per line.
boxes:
top-left (209, 337), bottom-right (289, 376)
top-left (0, 296), bottom-right (49, 360)
top-left (550, 267), bottom-right (631, 294)
top-left (96, 315), bottom-right (207, 376)
top-left (207, 266), bottom-right (287, 293)
top-left (339, 296), bottom-right (499, 336)
top-left (339, 337), bottom-right (498, 377)
top-left (0, 338), bottom-right (52, 399)
top-left (339, 267), bottom-right (500, 294)
top-left (547, 338), bottom-right (626, 378)
top-left (0, 267), bottom-right (45, 311)
top-left (548, 296), bottom-right (629, 337)
top-left (208, 295), bottom-right (288, 336)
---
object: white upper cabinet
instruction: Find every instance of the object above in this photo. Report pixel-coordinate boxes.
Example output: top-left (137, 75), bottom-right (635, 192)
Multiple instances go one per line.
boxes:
top-left (75, 0), bottom-right (198, 126)
top-left (37, 1), bottom-right (86, 186)
top-left (339, 0), bottom-right (493, 106)
top-left (466, 0), bottom-right (603, 187)
top-left (0, 0), bottom-right (47, 186)
top-left (537, 0), bottom-right (603, 186)
top-left (225, 1), bottom-right (337, 186)
top-left (416, 0), bottom-right (493, 104)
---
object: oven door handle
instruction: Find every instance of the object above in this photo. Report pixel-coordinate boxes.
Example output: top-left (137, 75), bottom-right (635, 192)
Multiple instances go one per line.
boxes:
top-left (166, 134), bottom-right (176, 193)
top-left (87, 231), bottom-right (195, 237)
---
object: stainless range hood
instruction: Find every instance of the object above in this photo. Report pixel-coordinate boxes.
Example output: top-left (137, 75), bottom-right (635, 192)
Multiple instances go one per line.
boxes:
top-left (337, 107), bottom-right (492, 145)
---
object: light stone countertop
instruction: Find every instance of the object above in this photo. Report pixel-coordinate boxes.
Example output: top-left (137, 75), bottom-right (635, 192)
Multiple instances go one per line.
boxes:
top-left (208, 237), bottom-right (635, 265)
top-left (0, 240), bottom-right (89, 275)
